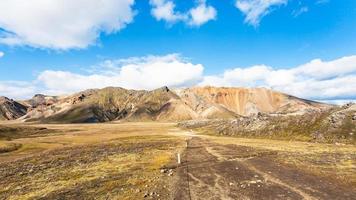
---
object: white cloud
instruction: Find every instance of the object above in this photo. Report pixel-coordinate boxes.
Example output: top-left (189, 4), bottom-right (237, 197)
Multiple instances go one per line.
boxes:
top-left (149, 0), bottom-right (216, 26)
top-left (200, 55), bottom-right (356, 101)
top-left (37, 54), bottom-right (203, 95)
top-left (0, 0), bottom-right (135, 49)
top-left (0, 81), bottom-right (36, 99)
top-left (188, 1), bottom-right (217, 26)
top-left (0, 51), bottom-right (4, 58)
top-left (149, 0), bottom-right (187, 23)
top-left (235, 0), bottom-right (287, 26)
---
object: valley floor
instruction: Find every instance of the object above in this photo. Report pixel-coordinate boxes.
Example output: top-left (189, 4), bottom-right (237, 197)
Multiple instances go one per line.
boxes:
top-left (0, 122), bottom-right (355, 199)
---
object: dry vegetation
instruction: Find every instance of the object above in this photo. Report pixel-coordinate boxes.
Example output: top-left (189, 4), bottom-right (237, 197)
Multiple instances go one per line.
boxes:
top-left (0, 122), bottom-right (355, 199)
top-left (0, 122), bottom-right (186, 199)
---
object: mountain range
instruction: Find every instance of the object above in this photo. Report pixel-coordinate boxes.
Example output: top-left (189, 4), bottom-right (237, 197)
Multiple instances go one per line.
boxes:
top-left (0, 86), bottom-right (331, 123)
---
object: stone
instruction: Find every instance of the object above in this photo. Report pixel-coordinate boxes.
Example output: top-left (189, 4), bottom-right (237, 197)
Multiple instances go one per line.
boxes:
top-left (249, 181), bottom-right (257, 184)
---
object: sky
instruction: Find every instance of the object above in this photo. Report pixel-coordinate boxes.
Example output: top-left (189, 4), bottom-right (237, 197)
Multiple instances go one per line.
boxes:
top-left (0, 0), bottom-right (356, 104)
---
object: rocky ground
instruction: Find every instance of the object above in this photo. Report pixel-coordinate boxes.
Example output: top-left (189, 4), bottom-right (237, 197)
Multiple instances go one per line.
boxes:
top-left (173, 137), bottom-right (356, 200)
top-left (179, 103), bottom-right (356, 144)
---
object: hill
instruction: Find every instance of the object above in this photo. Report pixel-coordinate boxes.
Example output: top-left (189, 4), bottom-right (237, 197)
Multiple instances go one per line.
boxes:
top-left (0, 97), bottom-right (27, 120)
top-left (179, 103), bottom-right (356, 144)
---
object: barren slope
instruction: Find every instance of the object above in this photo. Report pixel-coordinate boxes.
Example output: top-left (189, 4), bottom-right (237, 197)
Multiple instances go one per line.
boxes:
top-left (177, 87), bottom-right (330, 116)
top-left (179, 103), bottom-right (356, 144)
top-left (21, 87), bottom-right (198, 123)
top-left (0, 97), bottom-right (27, 120)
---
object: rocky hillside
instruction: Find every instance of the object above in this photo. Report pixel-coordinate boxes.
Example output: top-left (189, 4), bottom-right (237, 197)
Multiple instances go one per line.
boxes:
top-left (179, 103), bottom-right (356, 144)
top-left (20, 94), bottom-right (59, 108)
top-left (0, 86), bottom-right (331, 123)
top-left (0, 97), bottom-right (27, 120)
top-left (175, 87), bottom-right (329, 116)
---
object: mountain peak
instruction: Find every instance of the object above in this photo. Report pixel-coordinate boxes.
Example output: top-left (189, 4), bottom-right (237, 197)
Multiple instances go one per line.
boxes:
top-left (155, 86), bottom-right (170, 92)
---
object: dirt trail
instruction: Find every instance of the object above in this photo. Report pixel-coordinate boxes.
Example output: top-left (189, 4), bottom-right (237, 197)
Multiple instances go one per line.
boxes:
top-left (173, 137), bottom-right (356, 200)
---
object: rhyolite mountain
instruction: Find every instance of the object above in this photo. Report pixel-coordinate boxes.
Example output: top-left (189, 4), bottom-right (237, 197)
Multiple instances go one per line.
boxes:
top-left (1, 86), bottom-right (332, 123)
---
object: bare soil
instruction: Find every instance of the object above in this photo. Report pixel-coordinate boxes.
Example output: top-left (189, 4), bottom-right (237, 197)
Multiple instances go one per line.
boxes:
top-left (173, 137), bottom-right (356, 200)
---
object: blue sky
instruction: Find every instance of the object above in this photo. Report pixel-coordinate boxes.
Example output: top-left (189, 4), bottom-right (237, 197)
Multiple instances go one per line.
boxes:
top-left (0, 0), bottom-right (356, 103)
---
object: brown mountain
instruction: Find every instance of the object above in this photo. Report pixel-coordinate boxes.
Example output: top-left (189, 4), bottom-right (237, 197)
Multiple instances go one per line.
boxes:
top-left (175, 87), bottom-right (330, 116)
top-left (0, 97), bottom-right (27, 120)
top-left (0, 86), bottom-right (331, 123)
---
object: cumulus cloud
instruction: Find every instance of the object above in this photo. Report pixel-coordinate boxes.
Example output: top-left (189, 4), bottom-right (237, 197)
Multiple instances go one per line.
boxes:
top-left (150, 0), bottom-right (216, 26)
top-left (235, 0), bottom-right (287, 26)
top-left (37, 54), bottom-right (203, 95)
top-left (200, 55), bottom-right (356, 101)
top-left (149, 0), bottom-right (187, 23)
top-left (188, 0), bottom-right (217, 26)
top-left (0, 51), bottom-right (4, 58)
top-left (0, 0), bottom-right (135, 49)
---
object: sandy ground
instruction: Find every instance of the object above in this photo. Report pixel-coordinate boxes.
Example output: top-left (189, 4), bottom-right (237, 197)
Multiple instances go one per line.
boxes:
top-left (0, 122), bottom-right (355, 199)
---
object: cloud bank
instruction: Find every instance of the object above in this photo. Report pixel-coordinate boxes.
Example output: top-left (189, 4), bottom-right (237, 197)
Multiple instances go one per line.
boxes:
top-left (1, 54), bottom-right (355, 105)
top-left (0, 0), bottom-right (135, 49)
top-left (36, 54), bottom-right (203, 95)
top-left (200, 55), bottom-right (356, 102)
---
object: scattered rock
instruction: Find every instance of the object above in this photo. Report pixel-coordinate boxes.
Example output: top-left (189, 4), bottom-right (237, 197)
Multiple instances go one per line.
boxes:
top-left (144, 193), bottom-right (149, 198)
